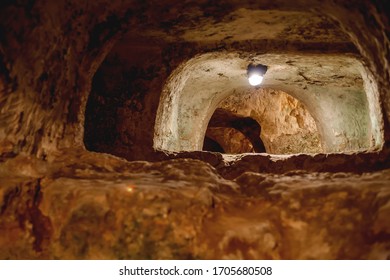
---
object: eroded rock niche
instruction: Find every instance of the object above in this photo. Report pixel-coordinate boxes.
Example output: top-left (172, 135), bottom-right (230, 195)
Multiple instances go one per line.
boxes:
top-left (84, 43), bottom-right (167, 161)
top-left (205, 89), bottom-right (322, 154)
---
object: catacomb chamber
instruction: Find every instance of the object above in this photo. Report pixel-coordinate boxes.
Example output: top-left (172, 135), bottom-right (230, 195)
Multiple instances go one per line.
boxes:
top-left (2, 0), bottom-right (389, 260)
top-left (84, 50), bottom-right (384, 158)
top-left (83, 7), bottom-right (384, 161)
top-left (154, 52), bottom-right (383, 155)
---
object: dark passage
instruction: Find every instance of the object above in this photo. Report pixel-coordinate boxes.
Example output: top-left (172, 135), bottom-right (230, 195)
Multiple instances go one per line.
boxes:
top-left (206, 108), bottom-right (266, 153)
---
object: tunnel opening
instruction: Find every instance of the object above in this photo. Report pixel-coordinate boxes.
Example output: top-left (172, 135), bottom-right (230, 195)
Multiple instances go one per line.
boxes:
top-left (81, 8), bottom-right (385, 162)
top-left (203, 135), bottom-right (226, 153)
top-left (204, 108), bottom-right (266, 154)
top-left (203, 89), bottom-right (322, 154)
top-left (83, 50), bottom-right (384, 159)
top-left (154, 51), bottom-right (383, 155)
top-left (83, 41), bottom-right (165, 160)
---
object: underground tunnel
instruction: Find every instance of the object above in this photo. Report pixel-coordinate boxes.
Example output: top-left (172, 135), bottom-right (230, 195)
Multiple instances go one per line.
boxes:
top-left (1, 0), bottom-right (390, 260)
top-left (153, 52), bottom-right (379, 155)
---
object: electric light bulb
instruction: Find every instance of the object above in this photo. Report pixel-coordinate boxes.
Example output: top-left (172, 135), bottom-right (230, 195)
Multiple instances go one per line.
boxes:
top-left (248, 74), bottom-right (263, 86)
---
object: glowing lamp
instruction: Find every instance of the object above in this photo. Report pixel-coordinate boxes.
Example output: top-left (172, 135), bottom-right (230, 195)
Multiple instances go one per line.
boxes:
top-left (247, 64), bottom-right (268, 86)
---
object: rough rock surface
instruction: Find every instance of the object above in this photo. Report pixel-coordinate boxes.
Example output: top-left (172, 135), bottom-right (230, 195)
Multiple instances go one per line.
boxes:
top-left (218, 89), bottom-right (322, 154)
top-left (1, 0), bottom-right (390, 260)
top-left (83, 3), bottom-right (382, 159)
top-left (1, 0), bottom-right (389, 159)
top-left (154, 53), bottom-right (374, 153)
top-left (205, 108), bottom-right (266, 153)
top-left (1, 151), bottom-right (390, 259)
top-left (205, 127), bottom-right (255, 154)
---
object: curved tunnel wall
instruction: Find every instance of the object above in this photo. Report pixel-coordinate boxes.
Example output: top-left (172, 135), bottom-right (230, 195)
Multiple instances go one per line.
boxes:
top-left (0, 0), bottom-right (388, 160)
top-left (154, 52), bottom-right (383, 154)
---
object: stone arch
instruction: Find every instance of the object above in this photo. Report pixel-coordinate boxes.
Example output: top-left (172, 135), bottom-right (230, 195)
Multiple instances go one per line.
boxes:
top-left (154, 51), bottom-right (381, 153)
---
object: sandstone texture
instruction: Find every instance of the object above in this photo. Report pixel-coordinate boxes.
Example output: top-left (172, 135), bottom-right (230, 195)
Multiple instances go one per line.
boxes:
top-left (0, 0), bottom-right (389, 260)
top-left (205, 108), bottom-right (266, 153)
top-left (1, 151), bottom-right (390, 259)
top-left (205, 127), bottom-right (255, 154)
top-left (218, 89), bottom-right (322, 154)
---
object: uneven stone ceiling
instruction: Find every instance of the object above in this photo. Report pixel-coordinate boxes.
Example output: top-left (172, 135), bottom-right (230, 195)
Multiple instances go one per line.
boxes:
top-left (1, 0), bottom-right (389, 260)
top-left (124, 8), bottom-right (349, 43)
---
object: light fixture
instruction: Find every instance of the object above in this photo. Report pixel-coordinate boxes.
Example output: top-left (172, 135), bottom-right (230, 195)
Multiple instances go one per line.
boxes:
top-left (247, 63), bottom-right (268, 86)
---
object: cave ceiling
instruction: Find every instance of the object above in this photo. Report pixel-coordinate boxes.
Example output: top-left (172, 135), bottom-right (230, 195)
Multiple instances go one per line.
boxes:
top-left (115, 6), bottom-right (356, 56)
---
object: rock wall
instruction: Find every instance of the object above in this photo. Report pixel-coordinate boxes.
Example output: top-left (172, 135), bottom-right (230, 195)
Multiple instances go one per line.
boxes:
top-left (0, 151), bottom-right (389, 259)
top-left (0, 0), bottom-right (389, 260)
top-left (218, 89), bottom-right (322, 154)
top-left (154, 52), bottom-right (375, 154)
top-left (204, 108), bottom-right (266, 153)
top-left (84, 47), bottom-right (166, 160)
top-left (205, 127), bottom-right (255, 154)
top-left (1, 0), bottom-right (389, 160)
top-left (0, 0), bottom-right (134, 158)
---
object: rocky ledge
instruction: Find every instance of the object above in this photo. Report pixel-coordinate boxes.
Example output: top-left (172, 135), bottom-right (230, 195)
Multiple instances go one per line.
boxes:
top-left (1, 150), bottom-right (389, 259)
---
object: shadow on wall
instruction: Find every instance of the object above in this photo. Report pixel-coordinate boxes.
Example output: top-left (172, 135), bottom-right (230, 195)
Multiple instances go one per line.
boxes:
top-left (204, 108), bottom-right (266, 153)
top-left (217, 88), bottom-right (323, 154)
top-left (203, 136), bottom-right (225, 153)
